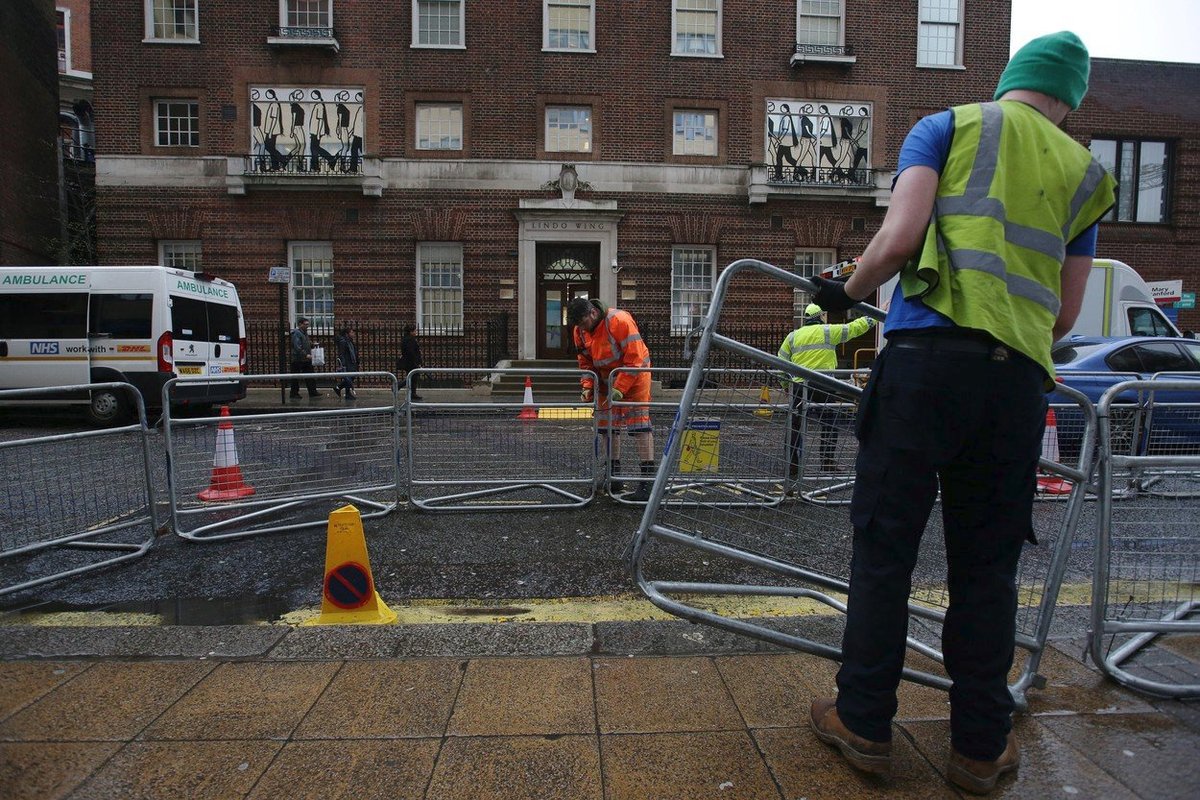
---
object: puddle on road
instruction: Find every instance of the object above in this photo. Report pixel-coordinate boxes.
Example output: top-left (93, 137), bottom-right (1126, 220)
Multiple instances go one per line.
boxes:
top-left (0, 595), bottom-right (294, 626)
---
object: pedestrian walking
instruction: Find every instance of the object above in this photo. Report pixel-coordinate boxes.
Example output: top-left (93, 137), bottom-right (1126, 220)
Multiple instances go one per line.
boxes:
top-left (289, 316), bottom-right (321, 398)
top-left (397, 323), bottom-right (423, 401)
top-left (777, 303), bottom-right (875, 480)
top-left (567, 297), bottom-right (655, 502)
top-left (334, 323), bottom-right (359, 400)
top-left (805, 31), bottom-right (1116, 795)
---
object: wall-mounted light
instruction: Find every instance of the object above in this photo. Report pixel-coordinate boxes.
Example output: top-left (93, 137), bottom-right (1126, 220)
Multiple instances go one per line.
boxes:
top-left (612, 250), bottom-right (630, 274)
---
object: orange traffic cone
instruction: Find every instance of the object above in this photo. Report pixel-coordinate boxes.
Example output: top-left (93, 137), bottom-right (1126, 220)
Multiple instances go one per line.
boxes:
top-left (198, 406), bottom-right (256, 501)
top-left (1037, 408), bottom-right (1071, 495)
top-left (517, 375), bottom-right (539, 420)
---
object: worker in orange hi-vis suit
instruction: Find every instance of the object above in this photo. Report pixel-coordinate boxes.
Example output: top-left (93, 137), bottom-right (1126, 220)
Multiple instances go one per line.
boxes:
top-left (567, 297), bottom-right (655, 502)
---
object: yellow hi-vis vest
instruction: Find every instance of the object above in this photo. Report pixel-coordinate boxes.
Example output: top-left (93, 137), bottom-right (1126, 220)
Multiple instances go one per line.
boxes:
top-left (899, 101), bottom-right (1116, 378)
top-left (778, 316), bottom-right (876, 384)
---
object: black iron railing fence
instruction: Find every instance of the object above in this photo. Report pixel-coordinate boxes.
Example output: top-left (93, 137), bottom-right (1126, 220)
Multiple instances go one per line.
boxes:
top-left (245, 316), bottom-right (867, 388)
top-left (245, 313), bottom-right (512, 386)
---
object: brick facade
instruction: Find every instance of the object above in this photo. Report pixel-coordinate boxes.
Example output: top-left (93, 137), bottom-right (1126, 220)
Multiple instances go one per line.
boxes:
top-left (89, 2), bottom-right (1200, 361)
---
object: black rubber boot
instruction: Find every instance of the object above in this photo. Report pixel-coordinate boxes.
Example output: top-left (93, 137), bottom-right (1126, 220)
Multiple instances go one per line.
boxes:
top-left (608, 460), bottom-right (624, 494)
top-left (629, 461), bottom-right (655, 502)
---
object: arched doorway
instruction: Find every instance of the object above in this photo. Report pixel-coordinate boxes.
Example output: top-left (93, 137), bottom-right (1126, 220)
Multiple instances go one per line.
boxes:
top-left (536, 242), bottom-right (599, 359)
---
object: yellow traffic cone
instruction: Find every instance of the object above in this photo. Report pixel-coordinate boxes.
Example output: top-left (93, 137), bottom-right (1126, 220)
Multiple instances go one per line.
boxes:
top-left (303, 504), bottom-right (397, 626)
top-left (753, 385), bottom-right (774, 418)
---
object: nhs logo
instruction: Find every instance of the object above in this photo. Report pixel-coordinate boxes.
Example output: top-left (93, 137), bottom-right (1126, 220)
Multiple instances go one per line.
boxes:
top-left (30, 341), bottom-right (60, 355)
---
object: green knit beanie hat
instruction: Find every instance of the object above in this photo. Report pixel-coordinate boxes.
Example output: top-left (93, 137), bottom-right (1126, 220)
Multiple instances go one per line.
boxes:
top-left (994, 31), bottom-right (1090, 110)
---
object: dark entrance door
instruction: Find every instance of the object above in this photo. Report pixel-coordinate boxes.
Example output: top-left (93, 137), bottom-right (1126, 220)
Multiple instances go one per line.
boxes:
top-left (536, 242), bottom-right (599, 359)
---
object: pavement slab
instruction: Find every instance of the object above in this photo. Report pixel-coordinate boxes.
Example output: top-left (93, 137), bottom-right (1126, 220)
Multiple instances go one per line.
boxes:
top-left (246, 739), bottom-right (440, 800)
top-left (593, 655), bottom-right (745, 734)
top-left (0, 660), bottom-right (88, 721)
top-left (447, 656), bottom-right (595, 736)
top-left (424, 734), bottom-right (602, 800)
top-left (0, 660), bottom-right (213, 742)
top-left (293, 659), bottom-right (464, 739)
top-left (140, 661), bottom-right (340, 741)
top-left (0, 741), bottom-right (121, 800)
top-left (70, 739), bottom-right (282, 800)
top-left (601, 730), bottom-right (780, 800)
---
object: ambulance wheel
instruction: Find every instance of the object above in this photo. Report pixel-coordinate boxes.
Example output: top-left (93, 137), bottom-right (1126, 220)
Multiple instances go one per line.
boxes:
top-left (86, 388), bottom-right (129, 426)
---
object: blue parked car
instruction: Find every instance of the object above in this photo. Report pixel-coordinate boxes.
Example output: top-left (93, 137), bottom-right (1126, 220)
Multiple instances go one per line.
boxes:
top-left (1051, 335), bottom-right (1200, 460)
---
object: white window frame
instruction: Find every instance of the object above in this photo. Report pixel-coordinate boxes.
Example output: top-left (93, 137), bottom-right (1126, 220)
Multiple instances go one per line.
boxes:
top-left (672, 109), bottom-right (718, 156)
top-left (279, 0), bottom-right (334, 30)
top-left (289, 241), bottom-right (335, 330)
top-left (793, 248), bottom-right (836, 325)
top-left (415, 102), bottom-right (464, 150)
top-left (671, 0), bottom-right (722, 58)
top-left (143, 0), bottom-right (200, 44)
top-left (916, 0), bottom-right (964, 68)
top-left (543, 0), bottom-right (595, 53)
top-left (412, 0), bottom-right (466, 49)
top-left (417, 242), bottom-right (465, 333)
top-left (544, 105), bottom-right (593, 153)
top-left (159, 240), bottom-right (203, 270)
top-left (796, 0), bottom-right (844, 47)
top-left (56, 7), bottom-right (71, 73)
top-left (670, 246), bottom-right (716, 334)
top-left (153, 99), bottom-right (200, 147)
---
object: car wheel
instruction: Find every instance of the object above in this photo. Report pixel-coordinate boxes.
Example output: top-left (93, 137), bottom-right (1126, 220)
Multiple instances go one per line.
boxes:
top-left (86, 388), bottom-right (130, 427)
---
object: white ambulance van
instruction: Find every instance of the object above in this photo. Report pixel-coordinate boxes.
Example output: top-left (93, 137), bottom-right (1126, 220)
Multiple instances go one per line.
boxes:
top-left (0, 266), bottom-right (246, 424)
top-left (865, 257), bottom-right (1180, 350)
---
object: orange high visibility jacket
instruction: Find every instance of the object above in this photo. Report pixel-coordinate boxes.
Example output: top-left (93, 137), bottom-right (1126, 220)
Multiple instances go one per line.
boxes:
top-left (574, 301), bottom-right (652, 398)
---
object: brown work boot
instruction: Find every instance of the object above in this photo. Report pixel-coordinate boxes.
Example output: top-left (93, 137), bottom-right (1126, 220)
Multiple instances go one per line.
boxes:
top-left (947, 731), bottom-right (1020, 794)
top-left (809, 698), bottom-right (892, 776)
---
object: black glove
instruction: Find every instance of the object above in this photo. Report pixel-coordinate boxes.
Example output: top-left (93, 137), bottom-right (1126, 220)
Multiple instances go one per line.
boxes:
top-left (811, 275), bottom-right (861, 313)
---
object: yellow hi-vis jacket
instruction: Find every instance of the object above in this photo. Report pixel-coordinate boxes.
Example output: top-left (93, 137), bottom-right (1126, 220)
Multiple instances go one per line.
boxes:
top-left (900, 101), bottom-right (1117, 378)
top-left (778, 316), bottom-right (876, 384)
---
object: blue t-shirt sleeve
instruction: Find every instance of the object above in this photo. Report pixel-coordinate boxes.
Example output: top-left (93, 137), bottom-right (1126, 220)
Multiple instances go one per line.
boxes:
top-left (895, 110), bottom-right (954, 181)
top-left (1066, 223), bottom-right (1098, 257)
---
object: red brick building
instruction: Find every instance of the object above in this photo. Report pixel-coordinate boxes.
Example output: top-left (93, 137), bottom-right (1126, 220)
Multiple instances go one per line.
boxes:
top-left (89, 2), bottom-right (1198, 371)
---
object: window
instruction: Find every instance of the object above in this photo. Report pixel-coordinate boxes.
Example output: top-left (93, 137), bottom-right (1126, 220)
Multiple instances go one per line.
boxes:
top-left (545, 106), bottom-right (592, 152)
top-left (0, 293), bottom-right (87, 339)
top-left (1090, 138), bottom-right (1171, 224)
top-left (416, 103), bottom-right (463, 150)
top-left (160, 241), bottom-right (202, 270)
top-left (793, 249), bottom-right (836, 324)
top-left (1128, 307), bottom-right (1176, 338)
top-left (91, 294), bottom-right (153, 339)
top-left (544, 0), bottom-right (594, 51)
top-left (56, 8), bottom-right (69, 72)
top-left (170, 297), bottom-right (239, 344)
top-left (1108, 342), bottom-right (1192, 374)
top-left (284, 0), bottom-right (332, 29)
top-left (917, 0), bottom-right (962, 67)
top-left (413, 0), bottom-right (464, 47)
top-left (145, 0), bottom-right (199, 42)
top-left (290, 242), bottom-right (335, 329)
top-left (671, 247), bottom-right (715, 332)
top-left (797, 0), bottom-right (842, 47)
top-left (673, 0), bottom-right (720, 56)
top-left (672, 110), bottom-right (717, 156)
top-left (418, 243), bottom-right (464, 331)
top-left (154, 100), bottom-right (200, 147)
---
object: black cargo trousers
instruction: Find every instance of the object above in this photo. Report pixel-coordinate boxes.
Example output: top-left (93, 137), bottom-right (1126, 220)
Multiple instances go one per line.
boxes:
top-left (833, 330), bottom-right (1048, 762)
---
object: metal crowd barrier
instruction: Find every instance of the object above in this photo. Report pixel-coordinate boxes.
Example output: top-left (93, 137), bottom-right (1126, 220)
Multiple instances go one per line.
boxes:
top-left (162, 373), bottom-right (402, 541)
top-left (629, 258), bottom-right (1099, 708)
top-left (0, 383), bottom-right (158, 596)
top-left (608, 367), bottom-right (793, 506)
top-left (406, 368), bottom-right (599, 511)
top-left (1091, 379), bottom-right (1200, 697)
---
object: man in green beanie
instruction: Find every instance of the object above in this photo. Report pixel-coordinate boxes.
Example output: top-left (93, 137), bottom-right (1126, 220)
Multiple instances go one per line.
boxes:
top-left (806, 31), bottom-right (1116, 794)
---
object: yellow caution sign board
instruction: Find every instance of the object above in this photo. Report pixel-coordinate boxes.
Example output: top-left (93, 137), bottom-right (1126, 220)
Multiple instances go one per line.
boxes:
top-left (679, 418), bottom-right (720, 473)
top-left (302, 504), bottom-right (397, 626)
